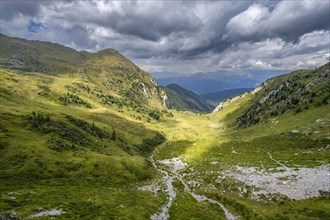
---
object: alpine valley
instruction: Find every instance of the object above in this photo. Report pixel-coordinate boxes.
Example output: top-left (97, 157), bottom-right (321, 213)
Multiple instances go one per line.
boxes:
top-left (0, 34), bottom-right (329, 220)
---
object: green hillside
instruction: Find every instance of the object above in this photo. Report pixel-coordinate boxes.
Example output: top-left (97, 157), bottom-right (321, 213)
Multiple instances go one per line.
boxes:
top-left (237, 63), bottom-right (330, 127)
top-left (0, 67), bottom-right (169, 219)
top-left (162, 83), bottom-right (213, 112)
top-left (0, 33), bottom-right (84, 73)
top-left (0, 35), bottom-right (171, 219)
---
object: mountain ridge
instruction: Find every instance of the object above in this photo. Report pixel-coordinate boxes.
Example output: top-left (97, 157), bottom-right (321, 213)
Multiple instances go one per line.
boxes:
top-left (162, 83), bottom-right (213, 112)
top-left (0, 33), bottom-right (165, 111)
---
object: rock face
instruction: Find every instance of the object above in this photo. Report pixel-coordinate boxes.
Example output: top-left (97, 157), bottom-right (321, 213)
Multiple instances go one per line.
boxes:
top-left (161, 93), bottom-right (169, 108)
top-left (213, 93), bottom-right (246, 113)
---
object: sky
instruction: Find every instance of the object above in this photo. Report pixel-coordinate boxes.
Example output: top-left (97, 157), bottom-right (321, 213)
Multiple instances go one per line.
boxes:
top-left (0, 0), bottom-right (329, 75)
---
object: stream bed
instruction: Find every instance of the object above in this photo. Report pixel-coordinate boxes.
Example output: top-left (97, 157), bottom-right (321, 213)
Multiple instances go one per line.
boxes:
top-left (150, 156), bottom-right (236, 220)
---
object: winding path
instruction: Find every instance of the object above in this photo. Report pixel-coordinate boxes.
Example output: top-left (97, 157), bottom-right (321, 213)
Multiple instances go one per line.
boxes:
top-left (258, 148), bottom-right (289, 169)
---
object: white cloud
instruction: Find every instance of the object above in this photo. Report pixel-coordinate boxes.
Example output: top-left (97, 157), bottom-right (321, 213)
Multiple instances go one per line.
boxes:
top-left (0, 13), bottom-right (30, 36)
top-left (224, 4), bottom-right (270, 40)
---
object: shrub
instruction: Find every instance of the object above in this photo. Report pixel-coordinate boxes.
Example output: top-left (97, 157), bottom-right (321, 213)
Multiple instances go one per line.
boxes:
top-left (65, 115), bottom-right (109, 139)
top-left (59, 92), bottom-right (92, 108)
top-left (148, 110), bottom-right (161, 121)
top-left (29, 112), bottom-right (90, 145)
top-left (111, 128), bottom-right (116, 141)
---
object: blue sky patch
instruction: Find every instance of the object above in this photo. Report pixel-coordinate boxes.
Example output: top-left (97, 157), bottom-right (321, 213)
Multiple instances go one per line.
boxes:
top-left (28, 21), bottom-right (42, 33)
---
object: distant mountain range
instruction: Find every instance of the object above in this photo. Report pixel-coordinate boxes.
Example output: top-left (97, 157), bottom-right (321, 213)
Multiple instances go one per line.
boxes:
top-left (152, 70), bottom-right (286, 94)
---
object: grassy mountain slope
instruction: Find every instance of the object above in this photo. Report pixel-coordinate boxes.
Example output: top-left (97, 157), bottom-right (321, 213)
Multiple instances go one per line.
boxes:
top-left (200, 88), bottom-right (253, 107)
top-left (236, 63), bottom-right (330, 127)
top-left (162, 83), bottom-right (213, 112)
top-left (0, 67), bottom-right (169, 219)
top-left (0, 33), bottom-right (84, 73)
top-left (0, 35), bottom-right (172, 219)
top-left (0, 34), bottom-right (164, 110)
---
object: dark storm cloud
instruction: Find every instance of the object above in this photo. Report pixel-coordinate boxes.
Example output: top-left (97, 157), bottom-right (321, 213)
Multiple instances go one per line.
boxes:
top-left (0, 0), bottom-right (49, 20)
top-left (0, 0), bottom-right (329, 73)
top-left (104, 11), bottom-right (199, 42)
top-left (63, 25), bottom-right (97, 50)
top-left (41, 0), bottom-right (201, 42)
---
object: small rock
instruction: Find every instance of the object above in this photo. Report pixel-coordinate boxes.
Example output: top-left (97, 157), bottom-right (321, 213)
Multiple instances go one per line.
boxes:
top-left (9, 212), bottom-right (20, 219)
top-left (9, 197), bottom-right (16, 201)
top-left (0, 211), bottom-right (21, 220)
top-left (319, 190), bottom-right (330, 197)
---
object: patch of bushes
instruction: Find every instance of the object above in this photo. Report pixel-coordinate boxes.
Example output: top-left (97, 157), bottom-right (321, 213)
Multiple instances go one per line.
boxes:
top-left (136, 133), bottom-right (165, 156)
top-left (59, 92), bottom-right (91, 108)
top-left (65, 115), bottom-right (109, 139)
top-left (28, 112), bottom-right (90, 145)
top-left (74, 82), bottom-right (91, 92)
top-left (148, 109), bottom-right (161, 121)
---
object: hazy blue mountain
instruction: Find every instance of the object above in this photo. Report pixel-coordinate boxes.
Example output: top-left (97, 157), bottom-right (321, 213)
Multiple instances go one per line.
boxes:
top-left (153, 70), bottom-right (286, 94)
top-left (150, 72), bottom-right (189, 79)
top-left (200, 88), bottom-right (254, 106)
top-left (158, 76), bottom-right (231, 94)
